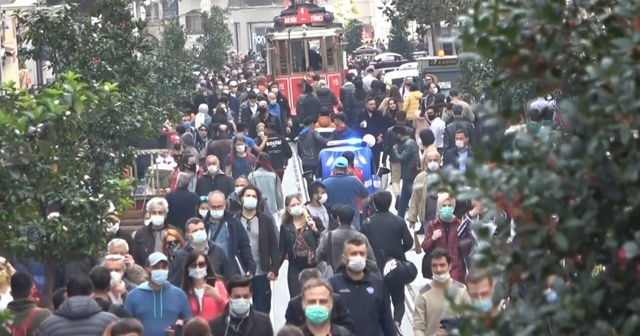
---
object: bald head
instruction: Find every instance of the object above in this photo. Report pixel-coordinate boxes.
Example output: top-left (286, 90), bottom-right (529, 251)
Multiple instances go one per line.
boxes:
top-left (267, 92), bottom-right (276, 100)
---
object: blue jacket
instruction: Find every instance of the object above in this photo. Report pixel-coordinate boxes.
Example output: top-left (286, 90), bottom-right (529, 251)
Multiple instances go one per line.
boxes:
top-left (203, 210), bottom-right (257, 275)
top-left (329, 270), bottom-right (395, 336)
top-left (124, 282), bottom-right (192, 336)
top-left (323, 173), bottom-right (369, 229)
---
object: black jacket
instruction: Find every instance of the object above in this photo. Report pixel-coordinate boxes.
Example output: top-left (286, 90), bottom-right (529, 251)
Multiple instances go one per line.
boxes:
top-left (357, 109), bottom-right (387, 140)
top-left (339, 82), bottom-right (356, 121)
top-left (260, 135), bottom-right (292, 169)
top-left (361, 212), bottom-right (413, 272)
top-left (165, 186), bottom-right (200, 233)
top-left (328, 269), bottom-right (396, 336)
top-left (301, 324), bottom-right (354, 336)
top-left (275, 92), bottom-right (292, 121)
top-left (238, 210), bottom-right (280, 275)
top-left (297, 93), bottom-right (322, 122)
top-left (206, 139), bottom-right (233, 171)
top-left (94, 297), bottom-right (129, 318)
top-left (443, 147), bottom-right (473, 170)
top-left (168, 240), bottom-right (233, 285)
top-left (279, 217), bottom-right (325, 265)
top-left (444, 118), bottom-right (475, 149)
top-left (237, 104), bottom-right (255, 125)
top-left (209, 307), bottom-right (273, 336)
top-left (195, 172), bottom-right (235, 198)
top-left (317, 87), bottom-right (339, 111)
top-left (203, 210), bottom-right (257, 275)
top-left (382, 125), bottom-right (414, 163)
top-left (285, 293), bottom-right (354, 331)
top-left (249, 112), bottom-right (283, 138)
top-left (131, 223), bottom-right (181, 266)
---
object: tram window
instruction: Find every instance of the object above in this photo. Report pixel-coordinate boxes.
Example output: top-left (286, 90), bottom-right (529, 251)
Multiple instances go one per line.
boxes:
top-left (325, 36), bottom-right (336, 72)
top-left (290, 39), bottom-right (306, 73)
top-left (306, 39), bottom-right (323, 72)
top-left (276, 40), bottom-right (289, 76)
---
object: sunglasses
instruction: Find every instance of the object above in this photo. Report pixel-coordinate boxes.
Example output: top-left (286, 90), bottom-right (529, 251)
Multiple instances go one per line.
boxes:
top-left (190, 261), bottom-right (208, 268)
top-left (200, 196), bottom-right (208, 202)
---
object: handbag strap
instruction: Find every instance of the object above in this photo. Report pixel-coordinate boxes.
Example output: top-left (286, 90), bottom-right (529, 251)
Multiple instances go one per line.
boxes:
top-left (327, 231), bottom-right (333, 270)
top-left (210, 221), bottom-right (225, 242)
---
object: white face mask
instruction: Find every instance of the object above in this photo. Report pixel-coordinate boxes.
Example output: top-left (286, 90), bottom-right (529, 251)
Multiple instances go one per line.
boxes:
top-left (207, 165), bottom-right (218, 175)
top-left (106, 221), bottom-right (120, 235)
top-left (271, 88), bottom-right (278, 93)
top-left (235, 145), bottom-right (246, 153)
top-left (198, 209), bottom-right (209, 218)
top-left (188, 267), bottom-right (207, 279)
top-left (318, 194), bottom-right (328, 204)
top-left (150, 215), bottom-right (164, 227)
top-left (455, 140), bottom-right (465, 149)
top-left (347, 256), bottom-right (366, 272)
top-left (235, 186), bottom-right (245, 194)
top-left (144, 218), bottom-right (151, 226)
top-left (432, 272), bottom-right (451, 283)
top-left (110, 271), bottom-right (123, 283)
top-left (427, 162), bottom-right (440, 171)
top-left (258, 131), bottom-right (265, 138)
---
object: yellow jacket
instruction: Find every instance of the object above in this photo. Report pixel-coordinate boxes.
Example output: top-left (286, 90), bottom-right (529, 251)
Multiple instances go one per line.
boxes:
top-left (403, 91), bottom-right (423, 120)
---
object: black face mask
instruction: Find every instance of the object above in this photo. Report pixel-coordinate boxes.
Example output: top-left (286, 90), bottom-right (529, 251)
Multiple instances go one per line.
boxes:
top-left (186, 163), bottom-right (197, 172)
top-left (258, 107), bottom-right (268, 114)
top-left (427, 114), bottom-right (436, 121)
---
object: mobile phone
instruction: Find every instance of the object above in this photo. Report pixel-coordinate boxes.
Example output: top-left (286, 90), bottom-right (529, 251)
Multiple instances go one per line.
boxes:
top-left (205, 276), bottom-right (216, 286)
top-left (440, 318), bottom-right (458, 332)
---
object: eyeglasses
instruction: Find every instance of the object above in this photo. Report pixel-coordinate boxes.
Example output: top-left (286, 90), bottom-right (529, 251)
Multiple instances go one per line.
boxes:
top-left (190, 261), bottom-right (208, 268)
top-left (200, 196), bottom-right (208, 202)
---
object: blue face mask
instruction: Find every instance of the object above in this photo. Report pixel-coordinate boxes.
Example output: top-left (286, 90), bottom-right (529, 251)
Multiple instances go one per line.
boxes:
top-left (191, 230), bottom-right (208, 244)
top-left (440, 206), bottom-right (454, 220)
top-left (243, 197), bottom-right (258, 210)
top-left (471, 299), bottom-right (493, 312)
top-left (150, 269), bottom-right (168, 285)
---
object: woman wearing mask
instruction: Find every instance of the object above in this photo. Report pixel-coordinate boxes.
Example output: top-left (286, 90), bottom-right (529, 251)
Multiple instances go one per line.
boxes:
top-left (408, 150), bottom-right (441, 235)
top-left (248, 153), bottom-right (284, 215)
top-left (163, 229), bottom-right (186, 262)
top-left (420, 193), bottom-right (474, 282)
top-left (279, 194), bottom-right (325, 297)
top-left (196, 196), bottom-right (210, 220)
top-left (180, 251), bottom-right (228, 320)
top-left (225, 136), bottom-right (256, 180)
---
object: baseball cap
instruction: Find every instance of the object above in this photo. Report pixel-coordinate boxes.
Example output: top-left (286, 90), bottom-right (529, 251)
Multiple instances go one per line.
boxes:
top-left (147, 252), bottom-right (168, 266)
top-left (334, 157), bottom-right (348, 169)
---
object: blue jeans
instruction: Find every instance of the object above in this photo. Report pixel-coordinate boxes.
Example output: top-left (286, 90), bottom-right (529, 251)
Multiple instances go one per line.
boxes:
top-left (251, 274), bottom-right (271, 314)
top-left (397, 179), bottom-right (413, 219)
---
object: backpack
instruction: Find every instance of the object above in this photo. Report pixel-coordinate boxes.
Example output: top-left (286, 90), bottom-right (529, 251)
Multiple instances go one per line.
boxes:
top-left (9, 307), bottom-right (39, 336)
top-left (227, 152), bottom-right (256, 166)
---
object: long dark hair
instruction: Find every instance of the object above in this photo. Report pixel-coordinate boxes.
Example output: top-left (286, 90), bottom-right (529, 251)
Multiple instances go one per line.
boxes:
top-left (180, 251), bottom-right (222, 296)
top-left (256, 152), bottom-right (274, 172)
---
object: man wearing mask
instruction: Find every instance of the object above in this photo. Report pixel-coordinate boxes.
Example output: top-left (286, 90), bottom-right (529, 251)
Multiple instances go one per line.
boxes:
top-left (237, 186), bottom-right (280, 314)
top-left (249, 98), bottom-right (283, 138)
top-left (195, 155), bottom-right (235, 198)
top-left (443, 129), bottom-right (473, 173)
top-left (424, 105), bottom-right (446, 154)
top-left (260, 123), bottom-right (292, 180)
top-left (357, 97), bottom-right (386, 174)
top-left (443, 105), bottom-right (474, 150)
top-left (270, 82), bottom-right (292, 135)
top-left (361, 191), bottom-right (413, 331)
top-left (401, 76), bottom-right (413, 100)
top-left (299, 278), bottom-right (355, 336)
top-left (132, 198), bottom-right (181, 266)
top-left (169, 218), bottom-right (233, 285)
top-left (225, 82), bottom-right (240, 113)
top-left (267, 92), bottom-right (286, 135)
top-left (237, 91), bottom-right (258, 124)
top-left (205, 191), bottom-right (256, 276)
top-left (389, 125), bottom-right (420, 219)
top-left (124, 253), bottom-right (192, 336)
top-left (328, 238), bottom-right (395, 336)
top-left (413, 249), bottom-right (469, 336)
top-left (227, 176), bottom-right (276, 222)
top-left (209, 276), bottom-right (273, 336)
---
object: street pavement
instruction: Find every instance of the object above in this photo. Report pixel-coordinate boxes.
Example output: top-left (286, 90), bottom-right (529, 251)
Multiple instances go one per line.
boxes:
top-left (268, 144), bottom-right (426, 336)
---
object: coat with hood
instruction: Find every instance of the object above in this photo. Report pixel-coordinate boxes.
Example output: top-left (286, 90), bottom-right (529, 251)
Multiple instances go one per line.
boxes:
top-left (0, 299), bottom-right (51, 336)
top-left (403, 91), bottom-right (423, 121)
top-left (296, 93), bottom-right (322, 122)
top-left (168, 240), bottom-right (233, 285)
top-left (317, 87), bottom-right (339, 111)
top-left (36, 296), bottom-right (118, 336)
top-left (205, 138), bottom-right (233, 172)
top-left (296, 127), bottom-right (328, 167)
top-left (195, 170), bottom-right (235, 199)
top-left (124, 281), bottom-right (192, 336)
top-left (248, 168), bottom-right (284, 212)
top-left (340, 82), bottom-right (356, 123)
top-left (315, 115), bottom-right (336, 128)
top-left (181, 133), bottom-right (200, 159)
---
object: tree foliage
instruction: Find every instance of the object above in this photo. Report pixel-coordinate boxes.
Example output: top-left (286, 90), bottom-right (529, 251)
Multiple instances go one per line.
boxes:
top-left (0, 73), bottom-right (131, 303)
top-left (387, 17), bottom-right (414, 60)
top-left (148, 21), bottom-right (196, 111)
top-left (443, 0), bottom-right (640, 334)
top-left (19, 0), bottom-right (172, 189)
top-left (195, 5), bottom-right (233, 70)
top-left (334, 0), bottom-right (358, 23)
top-left (343, 19), bottom-right (363, 54)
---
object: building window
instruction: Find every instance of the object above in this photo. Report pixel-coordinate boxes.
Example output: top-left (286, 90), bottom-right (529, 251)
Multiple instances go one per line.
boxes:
top-left (185, 15), bottom-right (203, 34)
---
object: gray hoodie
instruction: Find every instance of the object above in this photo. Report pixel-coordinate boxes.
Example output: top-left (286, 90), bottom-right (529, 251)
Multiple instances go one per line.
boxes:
top-left (37, 296), bottom-right (118, 336)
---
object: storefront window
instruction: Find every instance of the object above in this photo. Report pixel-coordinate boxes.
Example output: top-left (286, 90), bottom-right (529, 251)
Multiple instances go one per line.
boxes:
top-left (248, 22), bottom-right (272, 59)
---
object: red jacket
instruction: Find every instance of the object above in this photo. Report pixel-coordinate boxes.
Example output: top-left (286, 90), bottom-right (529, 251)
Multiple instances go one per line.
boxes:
top-left (421, 217), bottom-right (474, 283)
top-left (187, 280), bottom-right (229, 321)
